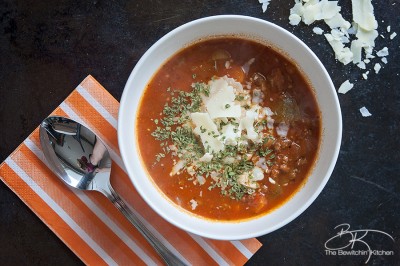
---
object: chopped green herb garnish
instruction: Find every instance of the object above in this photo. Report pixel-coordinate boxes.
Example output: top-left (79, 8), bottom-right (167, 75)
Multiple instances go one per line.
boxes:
top-left (149, 78), bottom-right (277, 201)
top-left (235, 95), bottom-right (245, 101)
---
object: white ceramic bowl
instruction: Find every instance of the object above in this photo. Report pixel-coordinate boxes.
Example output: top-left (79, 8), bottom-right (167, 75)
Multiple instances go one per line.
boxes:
top-left (118, 15), bottom-right (342, 240)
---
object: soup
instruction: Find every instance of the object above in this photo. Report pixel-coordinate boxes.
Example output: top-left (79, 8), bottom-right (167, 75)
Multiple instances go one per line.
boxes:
top-left (136, 37), bottom-right (321, 221)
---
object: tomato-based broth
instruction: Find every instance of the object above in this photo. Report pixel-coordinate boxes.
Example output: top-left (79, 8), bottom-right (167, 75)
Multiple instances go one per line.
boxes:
top-left (136, 37), bottom-right (321, 221)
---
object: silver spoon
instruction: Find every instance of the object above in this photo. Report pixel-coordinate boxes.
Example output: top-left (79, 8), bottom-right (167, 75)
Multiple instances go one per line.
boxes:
top-left (39, 116), bottom-right (186, 266)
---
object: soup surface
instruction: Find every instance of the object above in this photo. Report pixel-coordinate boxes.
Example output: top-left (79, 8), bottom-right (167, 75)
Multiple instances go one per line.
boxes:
top-left (136, 37), bottom-right (321, 221)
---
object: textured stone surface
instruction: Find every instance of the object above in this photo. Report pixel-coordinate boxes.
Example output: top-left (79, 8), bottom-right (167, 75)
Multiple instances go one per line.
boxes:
top-left (0, 0), bottom-right (399, 265)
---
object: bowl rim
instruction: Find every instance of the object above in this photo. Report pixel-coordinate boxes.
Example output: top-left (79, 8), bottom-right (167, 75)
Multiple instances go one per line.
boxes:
top-left (118, 14), bottom-right (342, 240)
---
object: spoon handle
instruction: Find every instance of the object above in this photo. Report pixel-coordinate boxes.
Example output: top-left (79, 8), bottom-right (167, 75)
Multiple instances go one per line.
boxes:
top-left (104, 183), bottom-right (187, 266)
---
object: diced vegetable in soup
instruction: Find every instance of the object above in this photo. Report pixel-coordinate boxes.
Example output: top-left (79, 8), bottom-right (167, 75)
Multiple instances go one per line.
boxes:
top-left (136, 37), bottom-right (321, 221)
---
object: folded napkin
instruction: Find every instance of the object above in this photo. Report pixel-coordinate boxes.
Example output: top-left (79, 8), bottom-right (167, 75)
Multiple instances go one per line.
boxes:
top-left (0, 75), bottom-right (262, 265)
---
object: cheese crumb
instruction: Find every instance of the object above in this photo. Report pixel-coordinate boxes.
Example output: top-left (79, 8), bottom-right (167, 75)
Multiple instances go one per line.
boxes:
top-left (171, 160), bottom-right (185, 176)
top-left (189, 199), bottom-right (198, 210)
top-left (376, 47), bottom-right (389, 57)
top-left (387, 26), bottom-right (391, 32)
top-left (357, 61), bottom-right (366, 69)
top-left (313, 27), bottom-right (324, 35)
top-left (381, 57), bottom-right (388, 64)
top-left (259, 0), bottom-right (271, 13)
top-left (390, 32), bottom-right (397, 40)
top-left (289, 14), bottom-right (302, 26)
top-left (276, 122), bottom-right (289, 137)
top-left (351, 39), bottom-right (363, 63)
top-left (374, 63), bottom-right (381, 74)
top-left (196, 175), bottom-right (206, 185)
top-left (359, 106), bottom-right (372, 117)
top-left (362, 71), bottom-right (369, 80)
top-left (252, 166), bottom-right (265, 181)
top-left (338, 80), bottom-right (354, 94)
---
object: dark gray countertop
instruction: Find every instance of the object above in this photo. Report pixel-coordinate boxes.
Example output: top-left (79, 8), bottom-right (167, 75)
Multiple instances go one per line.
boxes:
top-left (0, 0), bottom-right (399, 265)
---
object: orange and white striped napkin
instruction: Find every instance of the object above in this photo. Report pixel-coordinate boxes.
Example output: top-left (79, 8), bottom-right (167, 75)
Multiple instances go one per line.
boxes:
top-left (0, 75), bottom-right (262, 265)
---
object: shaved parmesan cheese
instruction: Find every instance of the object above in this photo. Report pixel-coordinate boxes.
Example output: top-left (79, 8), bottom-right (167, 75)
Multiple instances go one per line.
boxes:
top-left (351, 40), bottom-right (363, 63)
top-left (171, 160), bottom-right (185, 176)
top-left (302, 0), bottom-right (340, 25)
top-left (317, 0), bottom-right (341, 20)
top-left (376, 47), bottom-right (389, 57)
top-left (325, 33), bottom-right (353, 65)
top-left (325, 13), bottom-right (351, 30)
top-left (331, 28), bottom-right (349, 43)
top-left (189, 199), bottom-right (198, 210)
top-left (252, 167), bottom-right (265, 181)
top-left (259, 0), bottom-right (271, 13)
top-left (255, 157), bottom-right (268, 170)
top-left (313, 27), bottom-right (324, 35)
top-left (240, 115), bottom-right (258, 141)
top-left (276, 122), bottom-right (289, 137)
top-left (289, 2), bottom-right (304, 25)
top-left (374, 63), bottom-right (381, 74)
top-left (289, 14), bottom-right (302, 26)
top-left (357, 61), bottom-right (366, 69)
top-left (352, 0), bottom-right (378, 31)
top-left (338, 80), bottom-right (354, 94)
top-left (356, 27), bottom-right (378, 47)
top-left (266, 116), bottom-right (274, 129)
top-left (199, 153), bottom-right (213, 162)
top-left (241, 58), bottom-right (255, 75)
top-left (196, 175), bottom-right (206, 185)
top-left (238, 172), bottom-right (258, 189)
top-left (288, 0), bottom-right (385, 81)
top-left (220, 124), bottom-right (241, 145)
top-left (362, 71), bottom-right (369, 80)
top-left (263, 107), bottom-right (274, 116)
top-left (390, 32), bottom-right (397, 39)
top-left (252, 89), bottom-right (264, 104)
top-left (225, 76), bottom-right (244, 93)
top-left (359, 106), bottom-right (372, 117)
top-left (302, 4), bottom-right (320, 25)
top-left (387, 26), bottom-right (391, 32)
top-left (187, 165), bottom-right (196, 176)
top-left (381, 57), bottom-right (388, 64)
top-left (205, 78), bottom-right (241, 119)
top-left (191, 112), bottom-right (224, 154)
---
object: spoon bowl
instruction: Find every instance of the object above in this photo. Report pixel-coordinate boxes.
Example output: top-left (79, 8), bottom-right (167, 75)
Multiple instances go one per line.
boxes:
top-left (39, 116), bottom-right (186, 266)
top-left (40, 116), bottom-right (112, 191)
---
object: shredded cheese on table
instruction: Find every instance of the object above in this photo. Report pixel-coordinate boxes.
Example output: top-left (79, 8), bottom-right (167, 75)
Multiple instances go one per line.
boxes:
top-left (282, 0), bottom-right (395, 92)
top-left (359, 106), bottom-right (372, 117)
top-left (338, 80), bottom-right (354, 94)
